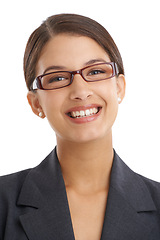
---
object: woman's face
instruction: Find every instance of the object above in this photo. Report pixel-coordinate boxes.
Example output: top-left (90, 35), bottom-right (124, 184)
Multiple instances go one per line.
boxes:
top-left (28, 34), bottom-right (125, 144)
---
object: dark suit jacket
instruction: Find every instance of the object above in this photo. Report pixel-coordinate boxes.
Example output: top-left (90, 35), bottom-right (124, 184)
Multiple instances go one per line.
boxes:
top-left (0, 148), bottom-right (160, 239)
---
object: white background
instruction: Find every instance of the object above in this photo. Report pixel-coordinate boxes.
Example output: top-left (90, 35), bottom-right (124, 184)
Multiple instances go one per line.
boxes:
top-left (0, 0), bottom-right (160, 180)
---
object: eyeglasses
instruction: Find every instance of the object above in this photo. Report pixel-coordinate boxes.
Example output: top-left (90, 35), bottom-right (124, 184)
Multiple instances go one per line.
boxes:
top-left (30, 62), bottom-right (119, 91)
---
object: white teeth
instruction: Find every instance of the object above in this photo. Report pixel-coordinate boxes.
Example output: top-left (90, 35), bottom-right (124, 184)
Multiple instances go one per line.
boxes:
top-left (93, 108), bottom-right (97, 114)
top-left (72, 112), bottom-right (77, 118)
top-left (70, 107), bottom-right (99, 118)
top-left (80, 110), bottom-right (85, 117)
top-left (90, 108), bottom-right (93, 114)
top-left (75, 111), bottom-right (79, 116)
top-left (85, 109), bottom-right (90, 116)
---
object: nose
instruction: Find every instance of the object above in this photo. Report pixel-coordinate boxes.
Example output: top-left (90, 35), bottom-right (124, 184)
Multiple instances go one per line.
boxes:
top-left (69, 73), bottom-right (93, 101)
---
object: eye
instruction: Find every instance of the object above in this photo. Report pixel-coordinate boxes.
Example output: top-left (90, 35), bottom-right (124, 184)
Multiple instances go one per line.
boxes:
top-left (48, 76), bottom-right (66, 83)
top-left (88, 69), bottom-right (105, 76)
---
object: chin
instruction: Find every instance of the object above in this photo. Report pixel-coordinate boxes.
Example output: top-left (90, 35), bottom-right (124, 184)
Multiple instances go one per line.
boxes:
top-left (68, 128), bottom-right (112, 144)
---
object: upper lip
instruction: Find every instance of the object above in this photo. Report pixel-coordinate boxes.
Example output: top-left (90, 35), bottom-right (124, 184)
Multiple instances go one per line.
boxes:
top-left (65, 104), bottom-right (102, 114)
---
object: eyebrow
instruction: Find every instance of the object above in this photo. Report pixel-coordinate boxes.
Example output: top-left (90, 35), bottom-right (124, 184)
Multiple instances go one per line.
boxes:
top-left (43, 58), bottom-right (107, 74)
top-left (43, 65), bottom-right (66, 74)
top-left (84, 58), bottom-right (107, 66)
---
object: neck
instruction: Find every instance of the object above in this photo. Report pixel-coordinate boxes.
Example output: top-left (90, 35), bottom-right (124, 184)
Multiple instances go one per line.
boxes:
top-left (56, 133), bottom-right (114, 194)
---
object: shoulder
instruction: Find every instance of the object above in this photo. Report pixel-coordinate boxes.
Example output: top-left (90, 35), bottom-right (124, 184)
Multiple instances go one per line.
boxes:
top-left (0, 169), bottom-right (31, 204)
top-left (137, 173), bottom-right (160, 210)
top-left (0, 169), bottom-right (31, 238)
top-left (0, 148), bottom-right (58, 238)
top-left (0, 148), bottom-right (56, 206)
top-left (112, 150), bottom-right (160, 212)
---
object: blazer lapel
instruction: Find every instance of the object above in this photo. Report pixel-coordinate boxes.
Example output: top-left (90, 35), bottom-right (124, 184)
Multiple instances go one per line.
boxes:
top-left (17, 148), bottom-right (158, 240)
top-left (17, 149), bottom-right (75, 240)
top-left (101, 151), bottom-right (157, 240)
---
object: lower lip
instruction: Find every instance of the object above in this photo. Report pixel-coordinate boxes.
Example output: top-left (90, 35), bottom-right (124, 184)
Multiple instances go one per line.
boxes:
top-left (65, 108), bottom-right (102, 124)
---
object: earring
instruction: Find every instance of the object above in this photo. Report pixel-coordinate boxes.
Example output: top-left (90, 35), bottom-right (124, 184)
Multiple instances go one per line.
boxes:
top-left (118, 97), bottom-right (121, 103)
top-left (38, 112), bottom-right (43, 118)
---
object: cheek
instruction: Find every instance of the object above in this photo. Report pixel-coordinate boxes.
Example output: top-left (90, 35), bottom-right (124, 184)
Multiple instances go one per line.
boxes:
top-left (97, 81), bottom-right (119, 119)
top-left (95, 80), bottom-right (118, 102)
top-left (42, 98), bottom-right (64, 134)
top-left (38, 92), bottom-right (63, 119)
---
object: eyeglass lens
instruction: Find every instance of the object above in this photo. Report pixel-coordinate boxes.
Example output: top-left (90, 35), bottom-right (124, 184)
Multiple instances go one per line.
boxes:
top-left (39, 63), bottom-right (114, 90)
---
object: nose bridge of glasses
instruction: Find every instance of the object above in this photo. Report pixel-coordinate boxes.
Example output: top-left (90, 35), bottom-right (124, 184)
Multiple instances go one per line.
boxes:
top-left (71, 69), bottom-right (84, 81)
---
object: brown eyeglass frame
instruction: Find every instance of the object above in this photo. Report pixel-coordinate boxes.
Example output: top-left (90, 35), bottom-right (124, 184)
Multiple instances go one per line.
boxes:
top-left (30, 62), bottom-right (119, 91)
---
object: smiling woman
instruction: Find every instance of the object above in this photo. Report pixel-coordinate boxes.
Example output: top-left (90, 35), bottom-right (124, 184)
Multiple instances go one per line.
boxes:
top-left (0, 13), bottom-right (160, 240)
top-left (28, 34), bottom-right (124, 144)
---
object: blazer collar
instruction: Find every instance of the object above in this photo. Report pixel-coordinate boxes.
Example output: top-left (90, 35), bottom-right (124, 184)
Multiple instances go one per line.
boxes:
top-left (101, 151), bottom-right (157, 239)
top-left (17, 148), bottom-right (157, 240)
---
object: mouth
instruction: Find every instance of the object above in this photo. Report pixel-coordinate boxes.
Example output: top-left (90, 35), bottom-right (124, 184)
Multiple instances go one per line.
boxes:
top-left (66, 106), bottom-right (102, 119)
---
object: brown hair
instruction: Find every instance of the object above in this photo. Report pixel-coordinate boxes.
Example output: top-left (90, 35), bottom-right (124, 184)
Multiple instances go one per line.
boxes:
top-left (24, 13), bottom-right (124, 90)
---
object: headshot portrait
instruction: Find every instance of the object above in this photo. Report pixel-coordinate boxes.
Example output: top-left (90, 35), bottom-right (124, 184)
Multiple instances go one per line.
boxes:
top-left (0, 1), bottom-right (160, 239)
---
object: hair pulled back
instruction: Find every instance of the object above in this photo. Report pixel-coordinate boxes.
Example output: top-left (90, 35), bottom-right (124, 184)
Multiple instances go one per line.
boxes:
top-left (24, 13), bottom-right (124, 90)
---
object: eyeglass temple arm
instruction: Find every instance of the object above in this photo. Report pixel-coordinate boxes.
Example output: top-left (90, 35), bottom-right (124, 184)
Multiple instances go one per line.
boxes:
top-left (115, 63), bottom-right (119, 75)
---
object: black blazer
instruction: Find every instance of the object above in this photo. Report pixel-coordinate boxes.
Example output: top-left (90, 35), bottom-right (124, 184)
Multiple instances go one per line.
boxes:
top-left (0, 148), bottom-right (160, 239)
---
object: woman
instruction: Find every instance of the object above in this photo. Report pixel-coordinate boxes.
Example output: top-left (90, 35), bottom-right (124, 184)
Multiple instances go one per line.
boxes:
top-left (0, 13), bottom-right (160, 240)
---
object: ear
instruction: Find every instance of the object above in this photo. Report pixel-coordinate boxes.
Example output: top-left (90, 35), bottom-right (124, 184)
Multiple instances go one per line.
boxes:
top-left (27, 91), bottom-right (45, 118)
top-left (116, 74), bottom-right (126, 103)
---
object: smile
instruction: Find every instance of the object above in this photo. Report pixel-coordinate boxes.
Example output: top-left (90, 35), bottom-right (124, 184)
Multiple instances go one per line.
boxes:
top-left (66, 104), bottom-right (102, 121)
top-left (69, 107), bottom-right (100, 118)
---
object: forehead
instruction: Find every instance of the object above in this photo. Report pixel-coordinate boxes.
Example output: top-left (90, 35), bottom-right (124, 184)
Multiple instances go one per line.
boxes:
top-left (36, 34), bottom-right (110, 74)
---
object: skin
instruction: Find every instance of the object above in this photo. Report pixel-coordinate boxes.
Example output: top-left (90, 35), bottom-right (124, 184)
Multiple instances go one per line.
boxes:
top-left (27, 34), bottom-right (126, 240)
